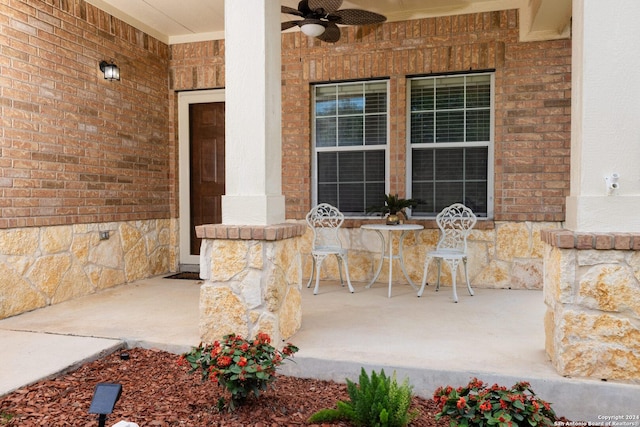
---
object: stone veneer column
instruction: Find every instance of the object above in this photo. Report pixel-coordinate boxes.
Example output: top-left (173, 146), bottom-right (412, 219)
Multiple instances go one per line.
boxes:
top-left (196, 223), bottom-right (305, 344)
top-left (541, 229), bottom-right (640, 381)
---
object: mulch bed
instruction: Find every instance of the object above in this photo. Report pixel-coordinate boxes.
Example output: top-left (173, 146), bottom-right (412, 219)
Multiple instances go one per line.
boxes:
top-left (0, 348), bottom-right (448, 426)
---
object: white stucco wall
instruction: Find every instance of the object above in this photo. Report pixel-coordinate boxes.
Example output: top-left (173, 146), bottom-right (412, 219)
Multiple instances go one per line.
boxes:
top-left (222, 0), bottom-right (285, 225)
top-left (566, 0), bottom-right (640, 232)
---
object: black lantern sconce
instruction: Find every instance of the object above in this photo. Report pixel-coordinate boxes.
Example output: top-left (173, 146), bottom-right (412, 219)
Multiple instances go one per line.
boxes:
top-left (89, 382), bottom-right (122, 427)
top-left (99, 60), bottom-right (120, 81)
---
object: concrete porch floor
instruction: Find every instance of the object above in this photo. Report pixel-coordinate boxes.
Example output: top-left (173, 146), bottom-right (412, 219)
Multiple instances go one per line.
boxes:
top-left (0, 276), bottom-right (638, 422)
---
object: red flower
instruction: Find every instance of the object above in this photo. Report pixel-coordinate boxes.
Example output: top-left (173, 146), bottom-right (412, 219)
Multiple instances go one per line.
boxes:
top-left (237, 357), bottom-right (247, 367)
top-left (176, 355), bottom-right (186, 366)
top-left (500, 399), bottom-right (508, 409)
top-left (479, 401), bottom-right (492, 412)
top-left (456, 397), bottom-right (466, 410)
top-left (257, 332), bottom-right (271, 344)
top-left (470, 378), bottom-right (484, 388)
top-left (217, 355), bottom-right (232, 367)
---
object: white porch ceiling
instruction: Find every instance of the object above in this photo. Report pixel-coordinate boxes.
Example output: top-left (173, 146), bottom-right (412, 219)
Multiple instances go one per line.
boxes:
top-left (84, 0), bottom-right (571, 45)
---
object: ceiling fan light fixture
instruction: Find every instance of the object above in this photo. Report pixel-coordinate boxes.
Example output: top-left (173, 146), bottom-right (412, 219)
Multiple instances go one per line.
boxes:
top-left (300, 23), bottom-right (325, 37)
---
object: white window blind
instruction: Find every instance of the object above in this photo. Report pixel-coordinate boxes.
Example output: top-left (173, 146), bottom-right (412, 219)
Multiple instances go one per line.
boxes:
top-left (313, 81), bottom-right (388, 215)
top-left (409, 73), bottom-right (493, 217)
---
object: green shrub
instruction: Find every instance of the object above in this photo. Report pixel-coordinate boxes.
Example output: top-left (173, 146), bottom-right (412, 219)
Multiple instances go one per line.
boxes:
top-left (433, 377), bottom-right (557, 427)
top-left (179, 332), bottom-right (298, 411)
top-left (308, 368), bottom-right (418, 427)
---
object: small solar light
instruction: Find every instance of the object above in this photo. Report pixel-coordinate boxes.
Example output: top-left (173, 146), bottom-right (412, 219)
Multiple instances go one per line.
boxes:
top-left (89, 383), bottom-right (122, 427)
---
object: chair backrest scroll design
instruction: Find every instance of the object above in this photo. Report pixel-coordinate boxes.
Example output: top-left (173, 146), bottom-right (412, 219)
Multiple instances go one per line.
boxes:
top-left (435, 203), bottom-right (477, 253)
top-left (306, 203), bottom-right (345, 250)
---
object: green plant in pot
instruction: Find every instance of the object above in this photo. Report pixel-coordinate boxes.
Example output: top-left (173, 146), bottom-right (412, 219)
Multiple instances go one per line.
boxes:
top-left (366, 193), bottom-right (419, 225)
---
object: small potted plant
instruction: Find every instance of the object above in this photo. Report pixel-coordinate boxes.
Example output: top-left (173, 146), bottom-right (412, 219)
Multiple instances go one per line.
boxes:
top-left (366, 193), bottom-right (419, 225)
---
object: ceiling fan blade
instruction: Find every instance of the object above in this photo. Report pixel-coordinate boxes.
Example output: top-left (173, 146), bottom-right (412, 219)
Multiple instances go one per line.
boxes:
top-left (317, 22), bottom-right (341, 43)
top-left (281, 6), bottom-right (303, 17)
top-left (308, 0), bottom-right (343, 14)
top-left (332, 9), bottom-right (387, 25)
top-left (281, 20), bottom-right (301, 31)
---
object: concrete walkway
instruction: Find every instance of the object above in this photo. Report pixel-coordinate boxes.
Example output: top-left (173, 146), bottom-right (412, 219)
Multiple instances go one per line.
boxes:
top-left (0, 276), bottom-right (638, 422)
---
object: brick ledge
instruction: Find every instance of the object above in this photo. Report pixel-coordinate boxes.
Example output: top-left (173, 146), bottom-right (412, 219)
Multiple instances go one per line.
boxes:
top-left (195, 223), bottom-right (306, 241)
top-left (541, 229), bottom-right (640, 250)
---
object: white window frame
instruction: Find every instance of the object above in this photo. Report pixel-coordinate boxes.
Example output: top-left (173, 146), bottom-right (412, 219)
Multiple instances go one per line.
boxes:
top-left (311, 80), bottom-right (390, 216)
top-left (406, 72), bottom-right (495, 219)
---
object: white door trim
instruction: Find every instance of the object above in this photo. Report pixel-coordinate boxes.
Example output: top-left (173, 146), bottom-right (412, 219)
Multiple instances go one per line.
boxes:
top-left (177, 89), bottom-right (225, 266)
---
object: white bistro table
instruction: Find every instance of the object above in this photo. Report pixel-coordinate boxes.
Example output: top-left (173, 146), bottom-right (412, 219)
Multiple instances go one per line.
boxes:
top-left (360, 223), bottom-right (424, 298)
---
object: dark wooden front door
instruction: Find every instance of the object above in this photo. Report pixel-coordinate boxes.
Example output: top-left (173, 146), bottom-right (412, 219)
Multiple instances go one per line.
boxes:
top-left (189, 102), bottom-right (225, 255)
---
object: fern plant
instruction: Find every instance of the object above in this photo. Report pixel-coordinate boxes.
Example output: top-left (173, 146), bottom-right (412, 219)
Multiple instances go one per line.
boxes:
top-left (308, 368), bottom-right (418, 427)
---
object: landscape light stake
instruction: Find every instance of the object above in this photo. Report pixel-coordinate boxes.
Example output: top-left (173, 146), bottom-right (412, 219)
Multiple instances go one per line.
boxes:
top-left (88, 383), bottom-right (122, 427)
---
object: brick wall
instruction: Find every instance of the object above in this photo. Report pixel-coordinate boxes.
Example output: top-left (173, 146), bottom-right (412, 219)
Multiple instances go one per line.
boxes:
top-left (170, 9), bottom-right (571, 222)
top-left (0, 0), bottom-right (171, 228)
top-left (0, 4), bottom-right (571, 228)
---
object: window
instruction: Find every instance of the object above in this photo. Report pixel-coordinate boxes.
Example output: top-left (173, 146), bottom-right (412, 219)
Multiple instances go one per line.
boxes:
top-left (409, 73), bottom-right (493, 217)
top-left (313, 81), bottom-right (388, 215)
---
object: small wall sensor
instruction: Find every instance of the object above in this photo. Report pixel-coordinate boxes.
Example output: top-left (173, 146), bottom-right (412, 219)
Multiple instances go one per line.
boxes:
top-left (605, 173), bottom-right (620, 194)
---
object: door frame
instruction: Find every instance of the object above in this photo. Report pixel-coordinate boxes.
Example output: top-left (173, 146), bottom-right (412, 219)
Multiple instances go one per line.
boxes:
top-left (178, 89), bottom-right (225, 267)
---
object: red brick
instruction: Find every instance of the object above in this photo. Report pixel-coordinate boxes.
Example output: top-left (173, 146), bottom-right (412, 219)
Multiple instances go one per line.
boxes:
top-left (594, 234), bottom-right (614, 250)
top-left (614, 234), bottom-right (633, 250)
top-left (576, 234), bottom-right (594, 250)
top-left (555, 231), bottom-right (576, 249)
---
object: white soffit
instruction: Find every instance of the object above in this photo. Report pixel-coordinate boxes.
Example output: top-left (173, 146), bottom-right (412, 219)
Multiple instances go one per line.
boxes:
top-left (84, 0), bottom-right (571, 45)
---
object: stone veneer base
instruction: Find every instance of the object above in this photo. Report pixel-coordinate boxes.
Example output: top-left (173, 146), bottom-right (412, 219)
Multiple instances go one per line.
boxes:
top-left (541, 229), bottom-right (640, 382)
top-left (0, 219), bottom-right (175, 320)
top-left (196, 223), bottom-right (305, 345)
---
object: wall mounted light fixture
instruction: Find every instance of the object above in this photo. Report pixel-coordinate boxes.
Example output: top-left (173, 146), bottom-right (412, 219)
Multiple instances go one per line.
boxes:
top-left (99, 60), bottom-right (120, 81)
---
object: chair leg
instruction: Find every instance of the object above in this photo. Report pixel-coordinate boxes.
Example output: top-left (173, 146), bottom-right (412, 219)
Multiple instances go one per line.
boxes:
top-left (435, 259), bottom-right (442, 291)
top-left (335, 255), bottom-right (345, 285)
top-left (313, 255), bottom-right (327, 295)
top-left (463, 257), bottom-right (474, 296)
top-left (450, 260), bottom-right (459, 303)
top-left (418, 257), bottom-right (431, 297)
top-left (340, 255), bottom-right (354, 293)
top-left (306, 256), bottom-right (316, 289)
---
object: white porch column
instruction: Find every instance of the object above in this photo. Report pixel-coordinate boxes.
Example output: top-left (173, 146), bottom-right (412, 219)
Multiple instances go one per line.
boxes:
top-left (222, 0), bottom-right (285, 225)
top-left (566, 0), bottom-right (640, 232)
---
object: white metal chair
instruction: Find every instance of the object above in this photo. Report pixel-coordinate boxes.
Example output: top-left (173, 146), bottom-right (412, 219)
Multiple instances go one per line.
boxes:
top-left (418, 203), bottom-right (476, 302)
top-left (305, 203), bottom-right (354, 295)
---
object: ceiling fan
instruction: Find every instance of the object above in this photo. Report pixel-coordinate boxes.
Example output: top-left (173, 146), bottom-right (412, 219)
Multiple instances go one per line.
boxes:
top-left (281, 0), bottom-right (387, 43)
